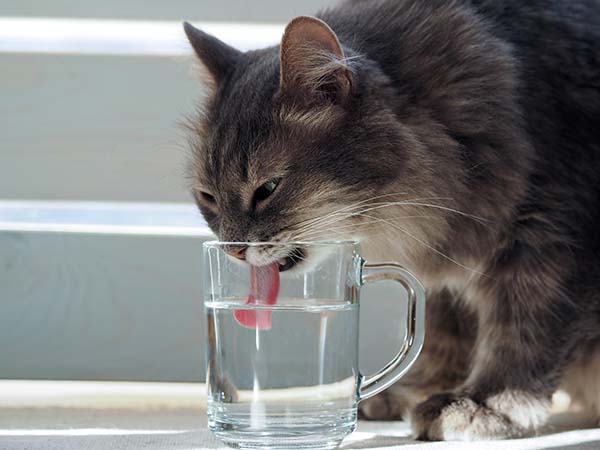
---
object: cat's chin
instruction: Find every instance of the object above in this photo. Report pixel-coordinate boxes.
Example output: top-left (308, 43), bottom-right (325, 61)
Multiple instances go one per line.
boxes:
top-left (244, 244), bottom-right (307, 273)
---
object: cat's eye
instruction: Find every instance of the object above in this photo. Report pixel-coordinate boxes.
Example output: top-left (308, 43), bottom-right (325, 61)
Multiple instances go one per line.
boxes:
top-left (252, 178), bottom-right (281, 208)
top-left (199, 191), bottom-right (216, 205)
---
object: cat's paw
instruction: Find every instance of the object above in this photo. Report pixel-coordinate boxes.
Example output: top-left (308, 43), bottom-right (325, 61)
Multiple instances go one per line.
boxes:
top-left (358, 390), bottom-right (409, 420)
top-left (411, 393), bottom-right (527, 441)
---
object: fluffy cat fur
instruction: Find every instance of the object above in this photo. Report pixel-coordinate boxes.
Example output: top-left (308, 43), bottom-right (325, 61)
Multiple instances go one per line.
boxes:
top-left (183, 0), bottom-right (600, 441)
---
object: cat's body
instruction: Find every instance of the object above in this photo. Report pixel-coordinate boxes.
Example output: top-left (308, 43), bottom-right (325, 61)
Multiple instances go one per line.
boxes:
top-left (183, 0), bottom-right (600, 440)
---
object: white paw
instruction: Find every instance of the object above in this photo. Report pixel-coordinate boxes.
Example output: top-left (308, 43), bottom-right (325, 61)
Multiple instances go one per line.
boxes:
top-left (411, 393), bottom-right (529, 441)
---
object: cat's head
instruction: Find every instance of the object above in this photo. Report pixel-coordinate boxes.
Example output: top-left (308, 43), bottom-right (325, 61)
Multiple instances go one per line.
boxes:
top-left (183, 17), bottom-right (455, 268)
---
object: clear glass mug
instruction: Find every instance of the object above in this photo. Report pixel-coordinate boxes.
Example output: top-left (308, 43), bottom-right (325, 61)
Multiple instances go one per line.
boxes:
top-left (203, 241), bottom-right (425, 450)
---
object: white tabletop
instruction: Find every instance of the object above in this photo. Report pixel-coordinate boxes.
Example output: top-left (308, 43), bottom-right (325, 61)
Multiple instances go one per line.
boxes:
top-left (1, 381), bottom-right (598, 450)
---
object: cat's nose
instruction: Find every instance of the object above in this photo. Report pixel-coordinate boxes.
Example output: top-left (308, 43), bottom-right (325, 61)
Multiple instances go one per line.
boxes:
top-left (225, 245), bottom-right (247, 261)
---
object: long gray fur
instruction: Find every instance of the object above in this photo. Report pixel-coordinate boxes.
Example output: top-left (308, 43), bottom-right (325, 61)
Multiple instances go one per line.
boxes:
top-left (183, 0), bottom-right (600, 441)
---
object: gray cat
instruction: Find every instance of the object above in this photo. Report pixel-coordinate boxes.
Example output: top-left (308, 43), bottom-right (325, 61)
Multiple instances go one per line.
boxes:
top-left (183, 0), bottom-right (600, 441)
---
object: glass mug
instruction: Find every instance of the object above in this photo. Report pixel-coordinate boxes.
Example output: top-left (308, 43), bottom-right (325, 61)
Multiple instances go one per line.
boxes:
top-left (203, 241), bottom-right (425, 449)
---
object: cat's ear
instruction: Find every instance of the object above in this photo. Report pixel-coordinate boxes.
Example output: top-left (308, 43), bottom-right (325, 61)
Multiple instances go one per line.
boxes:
top-left (279, 16), bottom-right (353, 106)
top-left (183, 21), bottom-right (241, 86)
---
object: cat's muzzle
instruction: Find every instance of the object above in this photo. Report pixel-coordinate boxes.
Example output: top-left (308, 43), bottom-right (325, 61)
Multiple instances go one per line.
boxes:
top-left (277, 247), bottom-right (305, 272)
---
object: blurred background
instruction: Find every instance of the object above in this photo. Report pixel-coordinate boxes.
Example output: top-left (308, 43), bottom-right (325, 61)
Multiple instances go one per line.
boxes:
top-left (0, 1), bottom-right (406, 383)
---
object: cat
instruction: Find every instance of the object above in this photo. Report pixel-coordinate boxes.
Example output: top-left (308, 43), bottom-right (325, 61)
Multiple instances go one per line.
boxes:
top-left (182, 0), bottom-right (600, 441)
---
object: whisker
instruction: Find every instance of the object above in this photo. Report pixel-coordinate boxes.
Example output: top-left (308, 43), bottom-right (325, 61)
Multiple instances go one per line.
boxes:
top-left (289, 198), bottom-right (486, 239)
top-left (286, 192), bottom-right (414, 229)
top-left (392, 202), bottom-right (492, 226)
top-left (342, 202), bottom-right (491, 226)
top-left (302, 199), bottom-right (492, 235)
top-left (356, 213), bottom-right (490, 278)
top-left (277, 194), bottom-right (493, 256)
top-left (289, 196), bottom-right (453, 234)
top-left (292, 215), bottom-right (439, 240)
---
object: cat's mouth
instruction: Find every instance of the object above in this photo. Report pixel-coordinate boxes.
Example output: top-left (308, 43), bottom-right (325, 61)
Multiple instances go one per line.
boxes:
top-left (276, 247), bottom-right (305, 272)
top-left (234, 245), bottom-right (305, 330)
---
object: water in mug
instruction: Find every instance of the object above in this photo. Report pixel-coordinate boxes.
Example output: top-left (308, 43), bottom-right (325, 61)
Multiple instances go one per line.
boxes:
top-left (205, 298), bottom-right (359, 449)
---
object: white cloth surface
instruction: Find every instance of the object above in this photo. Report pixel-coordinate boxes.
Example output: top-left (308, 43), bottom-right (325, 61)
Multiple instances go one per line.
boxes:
top-left (1, 407), bottom-right (599, 450)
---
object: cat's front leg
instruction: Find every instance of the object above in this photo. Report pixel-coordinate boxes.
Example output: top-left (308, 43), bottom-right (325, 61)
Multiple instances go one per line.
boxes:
top-left (360, 290), bottom-right (476, 420)
top-left (411, 247), bottom-right (577, 440)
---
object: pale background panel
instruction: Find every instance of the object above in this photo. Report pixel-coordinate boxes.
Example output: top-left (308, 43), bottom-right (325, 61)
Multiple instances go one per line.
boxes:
top-left (2, 0), bottom-right (336, 22)
top-left (0, 226), bottom-right (406, 381)
top-left (0, 53), bottom-right (198, 203)
top-left (0, 0), bottom-right (337, 203)
top-left (0, 0), bottom-right (405, 382)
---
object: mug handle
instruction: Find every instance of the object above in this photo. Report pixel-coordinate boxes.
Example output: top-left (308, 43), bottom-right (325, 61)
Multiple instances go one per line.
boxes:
top-left (358, 261), bottom-right (426, 401)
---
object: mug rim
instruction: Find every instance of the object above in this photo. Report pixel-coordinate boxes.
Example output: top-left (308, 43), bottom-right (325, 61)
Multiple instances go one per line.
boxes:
top-left (203, 240), bottom-right (359, 248)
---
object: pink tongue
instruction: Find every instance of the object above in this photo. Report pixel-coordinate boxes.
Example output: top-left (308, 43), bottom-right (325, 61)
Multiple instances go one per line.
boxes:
top-left (234, 262), bottom-right (280, 330)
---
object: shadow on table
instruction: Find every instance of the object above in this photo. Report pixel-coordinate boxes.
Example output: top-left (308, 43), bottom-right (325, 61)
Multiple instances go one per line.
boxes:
top-left (339, 412), bottom-right (600, 449)
top-left (543, 411), bottom-right (599, 433)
